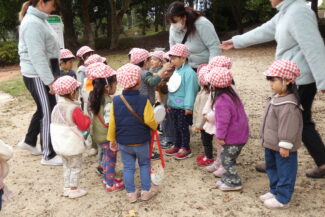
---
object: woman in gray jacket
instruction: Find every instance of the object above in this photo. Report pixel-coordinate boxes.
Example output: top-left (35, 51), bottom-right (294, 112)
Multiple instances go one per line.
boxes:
top-left (18, 0), bottom-right (62, 166)
top-left (220, 0), bottom-right (325, 178)
top-left (167, 1), bottom-right (221, 70)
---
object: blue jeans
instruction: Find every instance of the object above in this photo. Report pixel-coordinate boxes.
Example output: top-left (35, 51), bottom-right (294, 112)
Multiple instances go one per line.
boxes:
top-left (265, 148), bottom-right (298, 204)
top-left (119, 142), bottom-right (151, 193)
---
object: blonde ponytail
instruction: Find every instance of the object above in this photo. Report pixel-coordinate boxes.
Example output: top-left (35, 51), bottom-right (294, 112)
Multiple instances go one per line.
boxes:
top-left (19, 1), bottom-right (32, 22)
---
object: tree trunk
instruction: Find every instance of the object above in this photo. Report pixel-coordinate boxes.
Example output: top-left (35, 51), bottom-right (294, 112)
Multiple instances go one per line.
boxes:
top-left (82, 0), bottom-right (95, 48)
top-left (231, 0), bottom-right (243, 34)
top-left (107, 0), bottom-right (131, 49)
top-left (59, 0), bottom-right (79, 50)
top-left (127, 10), bottom-right (132, 29)
top-left (311, 0), bottom-right (319, 20)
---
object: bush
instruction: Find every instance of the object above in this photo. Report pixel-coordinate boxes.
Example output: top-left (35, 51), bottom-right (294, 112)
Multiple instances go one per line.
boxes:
top-left (0, 41), bottom-right (19, 66)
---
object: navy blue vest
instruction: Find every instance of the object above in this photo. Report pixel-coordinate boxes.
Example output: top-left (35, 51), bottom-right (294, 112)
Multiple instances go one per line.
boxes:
top-left (113, 90), bottom-right (151, 145)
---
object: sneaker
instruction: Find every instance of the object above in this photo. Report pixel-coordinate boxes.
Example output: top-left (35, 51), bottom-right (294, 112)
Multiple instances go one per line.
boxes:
top-left (259, 192), bottom-right (275, 202)
top-left (140, 187), bottom-right (158, 201)
top-left (106, 181), bottom-right (125, 192)
top-left (196, 152), bottom-right (205, 162)
top-left (197, 157), bottom-right (214, 166)
top-left (17, 141), bottom-right (42, 156)
top-left (255, 162), bottom-right (266, 173)
top-left (213, 167), bottom-right (225, 177)
top-left (68, 188), bottom-right (87, 199)
top-left (96, 166), bottom-right (103, 175)
top-left (218, 183), bottom-right (242, 191)
top-left (126, 189), bottom-right (140, 203)
top-left (88, 148), bottom-right (97, 156)
top-left (174, 148), bottom-right (192, 160)
top-left (305, 166), bottom-right (325, 178)
top-left (40, 155), bottom-right (63, 166)
top-left (215, 180), bottom-right (223, 188)
top-left (205, 161), bottom-right (219, 173)
top-left (161, 141), bottom-right (173, 149)
top-left (151, 152), bottom-right (160, 160)
top-left (264, 198), bottom-right (289, 209)
top-left (63, 187), bottom-right (70, 197)
top-left (165, 146), bottom-right (179, 156)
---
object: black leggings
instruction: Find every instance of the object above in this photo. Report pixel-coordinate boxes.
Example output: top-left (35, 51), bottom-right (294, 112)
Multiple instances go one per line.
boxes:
top-left (200, 130), bottom-right (213, 159)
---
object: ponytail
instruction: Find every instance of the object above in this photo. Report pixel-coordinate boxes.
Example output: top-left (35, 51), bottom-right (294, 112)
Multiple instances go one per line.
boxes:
top-left (19, 1), bottom-right (32, 21)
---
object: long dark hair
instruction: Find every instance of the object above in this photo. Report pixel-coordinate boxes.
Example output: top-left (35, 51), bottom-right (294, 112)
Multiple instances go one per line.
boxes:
top-left (266, 76), bottom-right (301, 106)
top-left (77, 51), bottom-right (94, 67)
top-left (89, 75), bottom-right (117, 115)
top-left (166, 1), bottom-right (202, 36)
top-left (211, 86), bottom-right (241, 109)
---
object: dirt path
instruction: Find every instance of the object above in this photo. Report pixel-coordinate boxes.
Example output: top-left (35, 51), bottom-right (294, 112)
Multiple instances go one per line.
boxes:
top-left (1, 45), bottom-right (325, 217)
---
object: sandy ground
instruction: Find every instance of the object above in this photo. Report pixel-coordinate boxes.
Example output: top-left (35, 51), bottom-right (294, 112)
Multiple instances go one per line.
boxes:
top-left (0, 44), bottom-right (325, 217)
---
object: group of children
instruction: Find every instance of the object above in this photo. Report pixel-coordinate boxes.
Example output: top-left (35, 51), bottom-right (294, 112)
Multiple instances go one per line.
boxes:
top-left (49, 42), bottom-right (303, 209)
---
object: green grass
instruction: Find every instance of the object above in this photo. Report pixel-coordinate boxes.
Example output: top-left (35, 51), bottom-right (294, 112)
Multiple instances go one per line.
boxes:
top-left (0, 76), bottom-right (32, 100)
top-left (105, 53), bottom-right (130, 69)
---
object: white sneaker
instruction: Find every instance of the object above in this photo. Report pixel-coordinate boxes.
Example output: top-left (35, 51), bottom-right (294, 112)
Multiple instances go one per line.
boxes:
top-left (264, 198), bottom-right (289, 209)
top-left (63, 188), bottom-right (70, 197)
top-left (88, 148), bottom-right (97, 156)
top-left (69, 188), bottom-right (87, 199)
top-left (259, 192), bottom-right (275, 202)
top-left (17, 140), bottom-right (42, 155)
top-left (40, 155), bottom-right (63, 166)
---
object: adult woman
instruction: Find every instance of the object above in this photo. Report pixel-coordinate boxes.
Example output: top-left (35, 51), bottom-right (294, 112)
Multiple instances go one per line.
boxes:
top-left (18, 0), bottom-right (62, 165)
top-left (220, 0), bottom-right (325, 178)
top-left (167, 1), bottom-right (221, 70)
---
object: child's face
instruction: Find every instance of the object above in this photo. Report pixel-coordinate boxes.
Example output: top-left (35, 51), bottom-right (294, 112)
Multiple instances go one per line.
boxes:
top-left (150, 57), bottom-right (162, 69)
top-left (170, 56), bottom-right (186, 69)
top-left (60, 59), bottom-right (74, 71)
top-left (268, 77), bottom-right (290, 95)
top-left (105, 82), bottom-right (117, 95)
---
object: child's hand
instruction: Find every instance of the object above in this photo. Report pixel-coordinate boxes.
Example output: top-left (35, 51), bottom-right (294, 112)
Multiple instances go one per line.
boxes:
top-left (216, 139), bottom-right (225, 146)
top-left (185, 110), bottom-right (192, 115)
top-left (110, 141), bottom-right (118, 152)
top-left (279, 148), bottom-right (290, 158)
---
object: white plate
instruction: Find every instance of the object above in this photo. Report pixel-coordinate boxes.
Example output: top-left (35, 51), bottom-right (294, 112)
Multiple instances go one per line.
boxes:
top-left (154, 105), bottom-right (166, 124)
top-left (167, 72), bottom-right (181, 93)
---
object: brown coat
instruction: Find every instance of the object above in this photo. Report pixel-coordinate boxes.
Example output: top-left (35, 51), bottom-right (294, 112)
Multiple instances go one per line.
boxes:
top-left (260, 94), bottom-right (303, 152)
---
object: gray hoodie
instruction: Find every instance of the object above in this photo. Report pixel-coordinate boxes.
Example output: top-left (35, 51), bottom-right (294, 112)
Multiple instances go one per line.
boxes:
top-left (19, 6), bottom-right (60, 85)
top-left (232, 0), bottom-right (325, 91)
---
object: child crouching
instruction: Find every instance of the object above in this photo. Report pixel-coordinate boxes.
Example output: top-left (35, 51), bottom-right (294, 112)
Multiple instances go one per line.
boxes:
top-left (51, 76), bottom-right (91, 199)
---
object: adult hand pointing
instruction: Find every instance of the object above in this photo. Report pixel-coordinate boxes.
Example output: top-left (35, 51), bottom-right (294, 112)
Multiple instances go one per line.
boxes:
top-left (219, 40), bottom-right (234, 50)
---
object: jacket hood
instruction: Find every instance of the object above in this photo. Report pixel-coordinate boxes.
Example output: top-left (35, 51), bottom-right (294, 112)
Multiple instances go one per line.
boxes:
top-left (27, 6), bottom-right (48, 20)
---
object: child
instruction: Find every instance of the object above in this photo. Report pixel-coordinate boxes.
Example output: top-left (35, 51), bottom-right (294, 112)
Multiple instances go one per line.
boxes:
top-left (59, 49), bottom-right (77, 79)
top-left (87, 62), bottom-right (125, 192)
top-left (50, 76), bottom-right (91, 199)
top-left (193, 65), bottom-right (214, 166)
top-left (165, 44), bottom-right (199, 160)
top-left (260, 60), bottom-right (302, 209)
top-left (208, 67), bottom-right (249, 191)
top-left (76, 45), bottom-right (94, 110)
top-left (107, 63), bottom-right (158, 203)
top-left (0, 139), bottom-right (13, 211)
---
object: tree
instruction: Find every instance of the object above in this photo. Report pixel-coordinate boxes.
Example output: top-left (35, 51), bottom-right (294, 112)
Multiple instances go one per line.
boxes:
top-left (81, 0), bottom-right (95, 48)
top-left (0, 0), bottom-right (23, 41)
top-left (107, 0), bottom-right (132, 49)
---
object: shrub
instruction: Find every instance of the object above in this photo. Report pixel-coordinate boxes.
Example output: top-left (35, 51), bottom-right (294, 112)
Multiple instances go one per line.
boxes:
top-left (0, 41), bottom-right (19, 66)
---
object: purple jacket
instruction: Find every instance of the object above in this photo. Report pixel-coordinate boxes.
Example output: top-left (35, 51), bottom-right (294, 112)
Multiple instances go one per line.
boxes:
top-left (214, 93), bottom-right (249, 145)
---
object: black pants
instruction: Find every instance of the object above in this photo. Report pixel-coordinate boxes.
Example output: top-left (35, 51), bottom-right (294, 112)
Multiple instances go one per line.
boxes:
top-left (298, 83), bottom-right (325, 166)
top-left (0, 188), bottom-right (3, 210)
top-left (23, 76), bottom-right (57, 160)
top-left (200, 130), bottom-right (213, 159)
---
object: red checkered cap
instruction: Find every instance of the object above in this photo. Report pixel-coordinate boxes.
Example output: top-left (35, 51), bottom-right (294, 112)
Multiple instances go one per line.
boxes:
top-left (85, 62), bottom-right (116, 80)
top-left (150, 51), bottom-right (165, 61)
top-left (163, 52), bottom-right (171, 60)
top-left (130, 49), bottom-right (150, 65)
top-left (209, 67), bottom-right (233, 88)
top-left (76, 46), bottom-right (94, 57)
top-left (208, 56), bottom-right (232, 69)
top-left (84, 54), bottom-right (107, 67)
top-left (60, 49), bottom-right (75, 59)
top-left (53, 76), bottom-right (81, 95)
top-left (116, 63), bottom-right (141, 89)
top-left (264, 60), bottom-right (301, 82)
top-left (168, 44), bottom-right (190, 57)
top-left (128, 48), bottom-right (140, 55)
top-left (197, 64), bottom-right (209, 85)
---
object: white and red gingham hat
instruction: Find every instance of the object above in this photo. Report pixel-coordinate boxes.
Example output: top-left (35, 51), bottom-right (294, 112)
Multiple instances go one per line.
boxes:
top-left (60, 49), bottom-right (75, 60)
top-left (53, 76), bottom-right (81, 95)
top-left (264, 60), bottom-right (301, 82)
top-left (116, 63), bottom-right (141, 89)
top-left (128, 48), bottom-right (140, 55)
top-left (168, 43), bottom-right (190, 57)
top-left (150, 51), bottom-right (165, 61)
top-left (208, 56), bottom-right (232, 69)
top-left (85, 62), bottom-right (116, 80)
top-left (163, 52), bottom-right (171, 61)
top-left (76, 46), bottom-right (94, 57)
top-left (208, 67), bottom-right (233, 88)
top-left (197, 65), bottom-right (210, 86)
top-left (84, 54), bottom-right (107, 67)
top-left (130, 48), bottom-right (150, 65)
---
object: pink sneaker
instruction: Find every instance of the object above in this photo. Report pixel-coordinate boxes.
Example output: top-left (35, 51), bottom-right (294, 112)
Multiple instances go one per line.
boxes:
top-left (264, 198), bottom-right (289, 209)
top-left (126, 189), bottom-right (140, 203)
top-left (213, 167), bottom-right (225, 177)
top-left (259, 192), bottom-right (275, 202)
top-left (174, 148), bottom-right (192, 160)
top-left (205, 160), bottom-right (219, 172)
top-left (218, 183), bottom-right (242, 191)
top-left (140, 187), bottom-right (158, 201)
top-left (165, 146), bottom-right (180, 156)
top-left (106, 181), bottom-right (125, 192)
